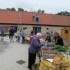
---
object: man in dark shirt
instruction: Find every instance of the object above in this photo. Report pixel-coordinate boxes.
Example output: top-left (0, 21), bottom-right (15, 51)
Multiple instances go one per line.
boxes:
top-left (54, 32), bottom-right (64, 46)
top-left (9, 27), bottom-right (15, 42)
top-left (45, 32), bottom-right (51, 42)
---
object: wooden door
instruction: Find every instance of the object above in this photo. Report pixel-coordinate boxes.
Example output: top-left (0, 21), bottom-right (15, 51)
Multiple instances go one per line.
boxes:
top-left (61, 28), bottom-right (70, 40)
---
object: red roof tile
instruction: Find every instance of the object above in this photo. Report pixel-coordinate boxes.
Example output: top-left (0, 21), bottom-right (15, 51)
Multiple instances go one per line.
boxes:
top-left (0, 10), bottom-right (70, 26)
top-left (0, 10), bottom-right (19, 24)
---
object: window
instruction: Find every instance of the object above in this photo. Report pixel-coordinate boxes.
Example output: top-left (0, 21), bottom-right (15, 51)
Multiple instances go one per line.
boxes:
top-left (36, 17), bottom-right (39, 22)
top-left (65, 30), bottom-right (68, 33)
top-left (33, 27), bottom-right (41, 34)
top-left (33, 16), bottom-right (40, 22)
top-left (11, 26), bottom-right (17, 32)
top-left (46, 28), bottom-right (49, 30)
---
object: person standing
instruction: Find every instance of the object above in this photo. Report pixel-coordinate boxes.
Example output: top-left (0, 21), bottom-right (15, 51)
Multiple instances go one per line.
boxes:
top-left (54, 32), bottom-right (64, 46)
top-left (28, 33), bottom-right (43, 70)
top-left (1, 28), bottom-right (5, 37)
top-left (30, 31), bottom-right (34, 43)
top-left (17, 29), bottom-right (20, 42)
top-left (0, 28), bottom-right (5, 41)
top-left (45, 32), bottom-right (51, 42)
top-left (21, 28), bottom-right (26, 43)
top-left (30, 30), bottom-right (34, 36)
top-left (9, 27), bottom-right (14, 42)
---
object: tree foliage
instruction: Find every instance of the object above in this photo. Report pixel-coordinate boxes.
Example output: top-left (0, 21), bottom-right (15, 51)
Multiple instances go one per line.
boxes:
top-left (38, 9), bottom-right (41, 13)
top-left (56, 11), bottom-right (70, 16)
top-left (38, 9), bottom-right (45, 13)
top-left (6, 8), bottom-right (11, 10)
top-left (18, 8), bottom-right (24, 11)
top-left (6, 8), bottom-right (16, 11)
top-left (41, 10), bottom-right (45, 13)
top-left (11, 8), bottom-right (16, 11)
top-left (0, 8), bottom-right (6, 10)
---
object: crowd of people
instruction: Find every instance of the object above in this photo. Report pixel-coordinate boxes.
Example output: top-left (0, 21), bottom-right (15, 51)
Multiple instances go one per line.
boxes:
top-left (16, 28), bottom-right (26, 43)
top-left (0, 27), bottom-right (64, 70)
top-left (9, 27), bottom-right (26, 43)
top-left (1, 27), bottom-right (64, 46)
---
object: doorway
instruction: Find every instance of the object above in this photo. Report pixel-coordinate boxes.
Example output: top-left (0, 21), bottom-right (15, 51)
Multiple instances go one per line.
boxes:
top-left (61, 28), bottom-right (70, 40)
top-left (11, 26), bottom-right (18, 33)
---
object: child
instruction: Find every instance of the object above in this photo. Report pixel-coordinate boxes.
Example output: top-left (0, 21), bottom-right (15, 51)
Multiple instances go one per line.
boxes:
top-left (30, 35), bottom-right (34, 43)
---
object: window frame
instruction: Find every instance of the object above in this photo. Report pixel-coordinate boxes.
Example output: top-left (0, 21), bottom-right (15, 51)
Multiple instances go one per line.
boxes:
top-left (33, 16), bottom-right (40, 23)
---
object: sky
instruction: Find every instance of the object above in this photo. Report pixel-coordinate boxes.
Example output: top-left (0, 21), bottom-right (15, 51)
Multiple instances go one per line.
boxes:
top-left (0, 0), bottom-right (70, 14)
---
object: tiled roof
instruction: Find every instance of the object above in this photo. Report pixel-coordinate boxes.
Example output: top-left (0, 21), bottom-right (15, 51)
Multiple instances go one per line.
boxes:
top-left (0, 10), bottom-right (70, 26)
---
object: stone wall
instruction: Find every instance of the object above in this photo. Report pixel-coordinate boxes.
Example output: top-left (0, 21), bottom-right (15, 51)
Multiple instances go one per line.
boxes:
top-left (20, 25), bottom-right (65, 36)
top-left (41, 26), bottom-right (64, 35)
top-left (0, 24), bottom-right (66, 36)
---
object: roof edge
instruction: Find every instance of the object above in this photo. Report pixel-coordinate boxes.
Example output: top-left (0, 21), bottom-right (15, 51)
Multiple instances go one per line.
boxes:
top-left (0, 23), bottom-right (70, 27)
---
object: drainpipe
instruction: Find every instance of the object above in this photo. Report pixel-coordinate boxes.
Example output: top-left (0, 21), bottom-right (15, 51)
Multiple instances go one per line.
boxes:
top-left (19, 11), bottom-right (22, 30)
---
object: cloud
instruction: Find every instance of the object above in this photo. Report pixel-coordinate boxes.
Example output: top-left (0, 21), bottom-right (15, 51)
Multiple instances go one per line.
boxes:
top-left (0, 0), bottom-right (17, 8)
top-left (0, 0), bottom-right (70, 13)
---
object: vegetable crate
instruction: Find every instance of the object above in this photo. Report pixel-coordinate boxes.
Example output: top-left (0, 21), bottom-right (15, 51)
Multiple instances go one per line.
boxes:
top-left (41, 48), bottom-right (63, 60)
top-left (32, 48), bottom-right (63, 70)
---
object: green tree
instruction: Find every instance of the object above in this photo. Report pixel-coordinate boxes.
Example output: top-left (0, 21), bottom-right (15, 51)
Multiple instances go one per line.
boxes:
top-left (38, 9), bottom-right (45, 13)
top-left (56, 11), bottom-right (70, 16)
top-left (0, 8), bottom-right (5, 10)
top-left (38, 9), bottom-right (41, 13)
top-left (18, 8), bottom-right (24, 11)
top-left (10, 8), bottom-right (16, 11)
top-left (42, 10), bottom-right (45, 13)
top-left (6, 8), bottom-right (11, 10)
top-left (6, 8), bottom-right (16, 11)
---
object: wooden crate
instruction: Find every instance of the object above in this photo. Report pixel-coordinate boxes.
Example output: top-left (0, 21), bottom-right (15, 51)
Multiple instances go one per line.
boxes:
top-left (41, 48), bottom-right (63, 60)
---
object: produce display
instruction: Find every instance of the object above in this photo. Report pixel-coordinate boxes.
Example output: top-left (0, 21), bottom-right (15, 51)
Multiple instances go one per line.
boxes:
top-left (66, 67), bottom-right (70, 70)
top-left (68, 45), bottom-right (70, 49)
top-left (32, 44), bottom-right (70, 70)
top-left (41, 48), bottom-right (63, 60)
top-left (53, 55), bottom-right (70, 70)
top-left (52, 45), bottom-right (68, 52)
top-left (39, 60), bottom-right (56, 70)
top-left (39, 55), bottom-right (70, 70)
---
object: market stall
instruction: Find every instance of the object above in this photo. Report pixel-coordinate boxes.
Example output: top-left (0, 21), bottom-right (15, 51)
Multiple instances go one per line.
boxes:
top-left (32, 43), bottom-right (70, 70)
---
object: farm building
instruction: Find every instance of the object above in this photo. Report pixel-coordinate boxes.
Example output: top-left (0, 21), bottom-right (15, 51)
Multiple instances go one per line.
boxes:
top-left (0, 10), bottom-right (70, 39)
